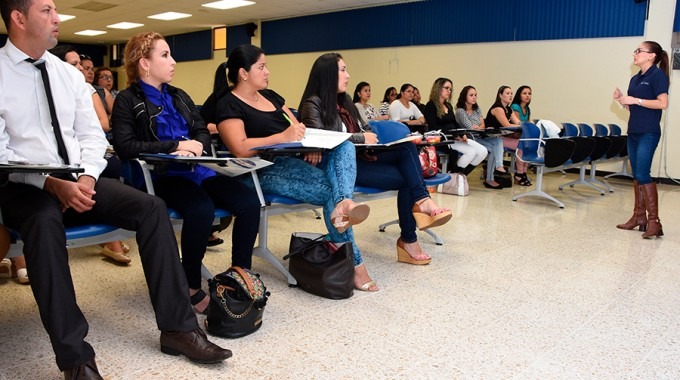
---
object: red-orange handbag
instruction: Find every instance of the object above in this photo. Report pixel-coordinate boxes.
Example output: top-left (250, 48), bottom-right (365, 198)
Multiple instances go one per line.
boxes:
top-left (418, 146), bottom-right (438, 178)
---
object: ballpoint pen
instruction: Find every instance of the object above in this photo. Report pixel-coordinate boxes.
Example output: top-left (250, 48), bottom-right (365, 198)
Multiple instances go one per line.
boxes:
top-left (180, 135), bottom-right (208, 155)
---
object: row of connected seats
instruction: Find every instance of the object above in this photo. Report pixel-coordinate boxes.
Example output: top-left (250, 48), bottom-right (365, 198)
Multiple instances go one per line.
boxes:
top-left (5, 120), bottom-right (451, 287)
top-left (559, 123), bottom-right (628, 195)
top-left (512, 121), bottom-right (629, 208)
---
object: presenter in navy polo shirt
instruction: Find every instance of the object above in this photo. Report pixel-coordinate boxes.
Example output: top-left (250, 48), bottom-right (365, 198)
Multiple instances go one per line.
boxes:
top-left (613, 41), bottom-right (669, 239)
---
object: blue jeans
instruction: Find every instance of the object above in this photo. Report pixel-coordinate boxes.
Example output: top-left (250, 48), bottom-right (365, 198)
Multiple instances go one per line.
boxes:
top-left (627, 132), bottom-right (660, 185)
top-left (244, 141), bottom-right (364, 265)
top-left (356, 142), bottom-right (429, 243)
top-left (476, 137), bottom-right (504, 181)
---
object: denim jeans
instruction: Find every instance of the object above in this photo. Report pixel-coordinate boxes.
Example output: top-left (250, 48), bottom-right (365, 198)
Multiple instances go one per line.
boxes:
top-left (476, 137), bottom-right (504, 181)
top-left (244, 141), bottom-right (365, 265)
top-left (356, 142), bottom-right (429, 243)
top-left (627, 132), bottom-right (661, 185)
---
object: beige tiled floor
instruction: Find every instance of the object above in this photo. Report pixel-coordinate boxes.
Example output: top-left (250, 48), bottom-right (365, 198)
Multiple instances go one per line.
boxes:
top-left (1, 170), bottom-right (679, 379)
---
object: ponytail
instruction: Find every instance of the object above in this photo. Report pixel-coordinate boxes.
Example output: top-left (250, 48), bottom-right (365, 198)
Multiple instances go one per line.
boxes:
top-left (643, 40), bottom-right (670, 82)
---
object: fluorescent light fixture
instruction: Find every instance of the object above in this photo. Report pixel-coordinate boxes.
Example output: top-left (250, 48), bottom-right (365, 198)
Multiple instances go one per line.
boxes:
top-left (148, 11), bottom-right (192, 21)
top-left (58, 14), bottom-right (75, 22)
top-left (107, 22), bottom-right (144, 29)
top-left (74, 30), bottom-right (107, 36)
top-left (201, 0), bottom-right (255, 10)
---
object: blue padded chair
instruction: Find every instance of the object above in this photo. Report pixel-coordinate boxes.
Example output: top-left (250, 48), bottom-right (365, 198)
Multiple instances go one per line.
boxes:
top-left (5, 223), bottom-right (135, 260)
top-left (558, 122), bottom-right (603, 195)
top-left (604, 124), bottom-right (633, 179)
top-left (512, 122), bottom-right (575, 208)
top-left (367, 120), bottom-right (451, 245)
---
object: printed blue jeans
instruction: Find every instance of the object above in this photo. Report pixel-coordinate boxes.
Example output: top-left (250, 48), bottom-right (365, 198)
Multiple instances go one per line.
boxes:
top-left (243, 141), bottom-right (365, 265)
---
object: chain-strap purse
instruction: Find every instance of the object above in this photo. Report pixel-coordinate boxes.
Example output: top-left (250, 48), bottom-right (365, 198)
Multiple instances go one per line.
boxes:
top-left (205, 266), bottom-right (270, 339)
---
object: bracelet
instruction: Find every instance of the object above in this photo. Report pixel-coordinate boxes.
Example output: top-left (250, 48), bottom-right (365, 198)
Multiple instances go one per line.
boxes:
top-left (638, 98), bottom-right (643, 106)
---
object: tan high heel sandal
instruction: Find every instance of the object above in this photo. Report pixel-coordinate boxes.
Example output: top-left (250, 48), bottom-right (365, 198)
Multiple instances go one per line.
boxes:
top-left (331, 201), bottom-right (370, 234)
top-left (412, 198), bottom-right (452, 230)
top-left (396, 238), bottom-right (431, 265)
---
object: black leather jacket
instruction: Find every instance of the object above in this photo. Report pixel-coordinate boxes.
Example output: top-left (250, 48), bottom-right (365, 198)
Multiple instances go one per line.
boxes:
top-left (299, 95), bottom-right (371, 144)
top-left (111, 82), bottom-right (212, 160)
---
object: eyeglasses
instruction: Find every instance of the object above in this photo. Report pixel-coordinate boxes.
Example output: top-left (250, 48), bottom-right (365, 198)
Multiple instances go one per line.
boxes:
top-left (633, 48), bottom-right (651, 54)
top-left (442, 86), bottom-right (452, 91)
top-left (99, 75), bottom-right (113, 80)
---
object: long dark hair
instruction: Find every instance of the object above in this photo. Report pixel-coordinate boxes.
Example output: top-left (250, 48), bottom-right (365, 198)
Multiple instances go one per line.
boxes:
top-left (382, 87), bottom-right (396, 103)
top-left (512, 85), bottom-right (532, 106)
top-left (490, 85), bottom-right (512, 110)
top-left (299, 52), bottom-right (363, 127)
top-left (455, 85), bottom-right (479, 111)
top-left (642, 40), bottom-right (670, 81)
top-left (352, 81), bottom-right (370, 103)
top-left (396, 83), bottom-right (413, 100)
top-left (211, 44), bottom-right (265, 97)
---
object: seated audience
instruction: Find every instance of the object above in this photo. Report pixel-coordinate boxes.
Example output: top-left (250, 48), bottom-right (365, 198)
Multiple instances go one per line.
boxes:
top-left (454, 85), bottom-right (508, 189)
top-left (509, 85), bottom-right (533, 186)
top-left (95, 66), bottom-right (118, 98)
top-left (412, 86), bottom-right (426, 113)
top-left (81, 53), bottom-right (114, 115)
top-left (486, 86), bottom-right (531, 186)
top-left (112, 32), bottom-right (261, 314)
top-left (388, 83), bottom-right (426, 127)
top-left (202, 45), bottom-right (375, 291)
top-left (50, 44), bottom-right (131, 264)
top-left (0, 4), bottom-right (231, 377)
top-left (353, 81), bottom-right (388, 124)
top-left (423, 78), bottom-right (488, 186)
top-left (299, 53), bottom-right (452, 269)
top-left (379, 86), bottom-right (397, 116)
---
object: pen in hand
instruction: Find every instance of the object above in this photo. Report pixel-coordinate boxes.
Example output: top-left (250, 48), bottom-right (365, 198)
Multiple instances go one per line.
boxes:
top-left (180, 135), bottom-right (208, 156)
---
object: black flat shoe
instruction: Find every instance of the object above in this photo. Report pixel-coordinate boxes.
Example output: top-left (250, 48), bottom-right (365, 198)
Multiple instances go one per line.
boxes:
top-left (483, 181), bottom-right (503, 190)
top-left (206, 237), bottom-right (224, 247)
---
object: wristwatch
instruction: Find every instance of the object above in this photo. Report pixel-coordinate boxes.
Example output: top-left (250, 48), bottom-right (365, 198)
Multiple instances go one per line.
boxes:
top-left (638, 98), bottom-right (643, 106)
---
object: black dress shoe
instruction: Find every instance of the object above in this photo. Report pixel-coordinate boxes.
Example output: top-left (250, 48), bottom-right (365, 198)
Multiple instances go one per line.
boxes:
top-left (160, 328), bottom-right (232, 364)
top-left (206, 237), bottom-right (224, 247)
top-left (63, 358), bottom-right (103, 380)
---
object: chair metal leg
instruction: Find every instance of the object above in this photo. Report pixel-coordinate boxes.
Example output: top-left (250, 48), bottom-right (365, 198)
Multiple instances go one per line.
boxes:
top-left (604, 157), bottom-right (634, 179)
top-left (586, 162), bottom-right (614, 193)
top-left (558, 164), bottom-right (605, 195)
top-left (379, 218), bottom-right (444, 245)
top-left (513, 166), bottom-right (565, 208)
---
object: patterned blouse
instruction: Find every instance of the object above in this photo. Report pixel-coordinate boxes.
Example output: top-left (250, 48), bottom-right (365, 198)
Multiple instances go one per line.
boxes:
top-left (355, 102), bottom-right (380, 124)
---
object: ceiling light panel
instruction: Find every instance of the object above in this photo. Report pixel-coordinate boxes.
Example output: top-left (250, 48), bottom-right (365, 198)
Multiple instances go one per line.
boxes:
top-left (201, 0), bottom-right (255, 11)
top-left (148, 12), bottom-right (192, 21)
top-left (74, 30), bottom-right (107, 36)
top-left (107, 22), bottom-right (144, 29)
top-left (58, 14), bottom-right (76, 22)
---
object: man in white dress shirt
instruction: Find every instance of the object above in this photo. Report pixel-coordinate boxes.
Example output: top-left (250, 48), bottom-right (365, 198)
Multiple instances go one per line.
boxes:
top-left (0, 0), bottom-right (232, 378)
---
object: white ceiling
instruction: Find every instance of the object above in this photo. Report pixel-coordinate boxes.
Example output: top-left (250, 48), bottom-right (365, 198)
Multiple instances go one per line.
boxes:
top-left (1, 0), bottom-right (418, 45)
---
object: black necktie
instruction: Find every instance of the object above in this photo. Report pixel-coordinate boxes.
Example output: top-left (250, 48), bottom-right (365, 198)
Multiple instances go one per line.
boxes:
top-left (26, 58), bottom-right (70, 164)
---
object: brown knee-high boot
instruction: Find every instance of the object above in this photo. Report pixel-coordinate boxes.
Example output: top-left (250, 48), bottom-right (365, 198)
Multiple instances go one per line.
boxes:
top-left (641, 182), bottom-right (664, 239)
top-left (616, 180), bottom-right (647, 231)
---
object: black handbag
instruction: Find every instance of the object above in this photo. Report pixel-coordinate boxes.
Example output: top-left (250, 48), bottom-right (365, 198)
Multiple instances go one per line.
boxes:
top-left (205, 266), bottom-right (269, 339)
top-left (284, 232), bottom-right (354, 300)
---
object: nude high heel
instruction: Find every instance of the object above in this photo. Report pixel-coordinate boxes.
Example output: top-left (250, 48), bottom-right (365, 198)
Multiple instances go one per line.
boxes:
top-left (412, 198), bottom-right (452, 230)
top-left (396, 238), bottom-right (431, 265)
